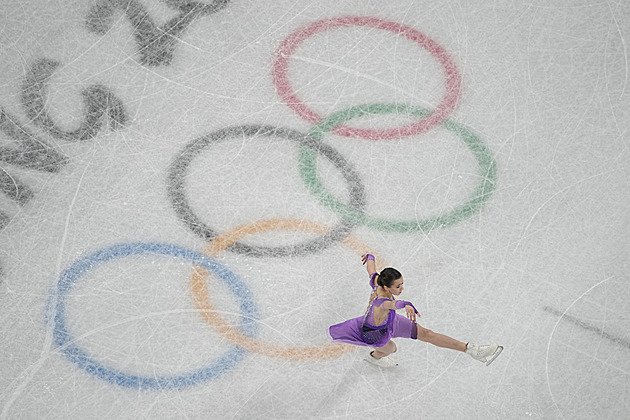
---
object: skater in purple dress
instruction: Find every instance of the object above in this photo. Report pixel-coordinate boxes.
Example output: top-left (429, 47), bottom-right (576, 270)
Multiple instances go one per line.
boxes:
top-left (328, 253), bottom-right (502, 367)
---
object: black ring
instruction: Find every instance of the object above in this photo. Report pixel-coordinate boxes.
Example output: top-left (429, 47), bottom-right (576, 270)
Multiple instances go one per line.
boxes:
top-left (167, 125), bottom-right (366, 257)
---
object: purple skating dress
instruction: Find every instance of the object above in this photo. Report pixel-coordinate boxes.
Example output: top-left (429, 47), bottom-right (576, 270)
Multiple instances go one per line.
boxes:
top-left (328, 274), bottom-right (417, 348)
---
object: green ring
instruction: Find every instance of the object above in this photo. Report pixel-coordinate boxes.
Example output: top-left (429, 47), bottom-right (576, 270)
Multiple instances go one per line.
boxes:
top-left (298, 103), bottom-right (497, 233)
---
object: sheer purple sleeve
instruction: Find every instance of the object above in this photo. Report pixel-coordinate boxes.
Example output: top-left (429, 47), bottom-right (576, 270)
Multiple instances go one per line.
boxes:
top-left (394, 300), bottom-right (418, 313)
top-left (369, 272), bottom-right (378, 289)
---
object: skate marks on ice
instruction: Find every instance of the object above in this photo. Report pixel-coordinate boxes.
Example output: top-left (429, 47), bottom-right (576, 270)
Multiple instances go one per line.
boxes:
top-left (85, 0), bottom-right (230, 66)
top-left (543, 306), bottom-right (630, 351)
top-left (544, 277), bottom-right (630, 417)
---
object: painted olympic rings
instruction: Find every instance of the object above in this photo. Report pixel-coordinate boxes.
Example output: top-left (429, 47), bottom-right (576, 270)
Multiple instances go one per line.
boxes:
top-left (191, 218), bottom-right (380, 360)
top-left (167, 125), bottom-right (366, 257)
top-left (49, 14), bottom-right (497, 390)
top-left (300, 103), bottom-right (497, 232)
top-left (48, 242), bottom-right (258, 390)
top-left (272, 16), bottom-right (461, 140)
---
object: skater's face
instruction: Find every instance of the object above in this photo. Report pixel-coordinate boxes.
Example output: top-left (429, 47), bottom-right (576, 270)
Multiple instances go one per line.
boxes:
top-left (385, 277), bottom-right (404, 295)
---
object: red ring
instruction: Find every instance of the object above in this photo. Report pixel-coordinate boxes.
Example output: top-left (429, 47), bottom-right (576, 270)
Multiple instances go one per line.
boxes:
top-left (272, 16), bottom-right (462, 140)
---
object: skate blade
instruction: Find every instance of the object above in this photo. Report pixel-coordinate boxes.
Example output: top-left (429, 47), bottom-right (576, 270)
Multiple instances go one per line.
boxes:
top-left (485, 346), bottom-right (503, 366)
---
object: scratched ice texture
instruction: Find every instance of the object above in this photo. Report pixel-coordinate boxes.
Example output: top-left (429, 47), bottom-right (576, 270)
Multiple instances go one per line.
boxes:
top-left (1, 0), bottom-right (629, 418)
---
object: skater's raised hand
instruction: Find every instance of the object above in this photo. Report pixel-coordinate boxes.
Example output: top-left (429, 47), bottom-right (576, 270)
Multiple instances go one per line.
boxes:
top-left (405, 305), bottom-right (418, 322)
top-left (362, 254), bottom-right (377, 279)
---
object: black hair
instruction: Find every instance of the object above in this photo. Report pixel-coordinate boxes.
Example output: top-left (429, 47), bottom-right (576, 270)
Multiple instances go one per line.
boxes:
top-left (376, 267), bottom-right (402, 288)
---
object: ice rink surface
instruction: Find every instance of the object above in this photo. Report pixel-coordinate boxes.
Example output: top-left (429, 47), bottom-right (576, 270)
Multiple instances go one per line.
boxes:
top-left (1, 0), bottom-right (629, 418)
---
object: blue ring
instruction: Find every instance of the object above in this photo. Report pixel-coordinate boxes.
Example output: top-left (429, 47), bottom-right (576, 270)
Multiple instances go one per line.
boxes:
top-left (48, 242), bottom-right (258, 390)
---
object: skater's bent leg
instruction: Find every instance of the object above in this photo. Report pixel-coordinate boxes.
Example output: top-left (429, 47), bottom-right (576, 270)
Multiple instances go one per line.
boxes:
top-left (372, 340), bottom-right (396, 359)
top-left (415, 324), bottom-right (466, 352)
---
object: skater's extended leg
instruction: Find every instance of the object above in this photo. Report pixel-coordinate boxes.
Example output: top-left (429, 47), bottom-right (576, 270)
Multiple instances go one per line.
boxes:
top-left (415, 324), bottom-right (467, 352)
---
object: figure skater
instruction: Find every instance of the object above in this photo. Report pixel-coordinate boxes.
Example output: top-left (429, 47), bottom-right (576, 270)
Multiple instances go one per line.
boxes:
top-left (328, 253), bottom-right (503, 367)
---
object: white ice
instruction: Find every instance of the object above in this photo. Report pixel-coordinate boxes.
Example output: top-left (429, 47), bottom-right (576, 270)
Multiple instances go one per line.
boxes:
top-left (1, 0), bottom-right (629, 418)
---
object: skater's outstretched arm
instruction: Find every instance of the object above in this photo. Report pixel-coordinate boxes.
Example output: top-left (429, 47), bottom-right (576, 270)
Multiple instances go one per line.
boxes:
top-left (377, 298), bottom-right (419, 322)
top-left (361, 253), bottom-right (377, 275)
top-left (362, 253), bottom-right (379, 290)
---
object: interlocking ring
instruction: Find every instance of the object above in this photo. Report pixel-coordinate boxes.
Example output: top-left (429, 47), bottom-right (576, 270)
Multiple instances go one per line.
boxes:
top-left (49, 242), bottom-right (258, 389)
top-left (273, 16), bottom-right (461, 140)
top-left (299, 103), bottom-right (497, 232)
top-left (167, 125), bottom-right (366, 257)
top-left (49, 15), bottom-right (497, 390)
top-left (191, 218), bottom-right (384, 360)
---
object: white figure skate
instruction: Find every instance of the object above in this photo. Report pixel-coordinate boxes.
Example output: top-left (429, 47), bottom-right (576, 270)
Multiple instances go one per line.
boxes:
top-left (465, 342), bottom-right (503, 366)
top-left (364, 351), bottom-right (398, 368)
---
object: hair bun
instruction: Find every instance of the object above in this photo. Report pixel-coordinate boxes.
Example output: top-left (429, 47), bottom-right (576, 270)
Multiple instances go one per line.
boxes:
top-left (377, 267), bottom-right (402, 288)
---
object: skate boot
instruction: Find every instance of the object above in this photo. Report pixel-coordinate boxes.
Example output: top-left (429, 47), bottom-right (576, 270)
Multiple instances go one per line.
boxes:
top-left (465, 342), bottom-right (503, 365)
top-left (364, 351), bottom-right (398, 368)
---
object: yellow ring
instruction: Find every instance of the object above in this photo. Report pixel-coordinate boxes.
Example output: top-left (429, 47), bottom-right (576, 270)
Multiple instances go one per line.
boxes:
top-left (191, 219), bottom-right (381, 361)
